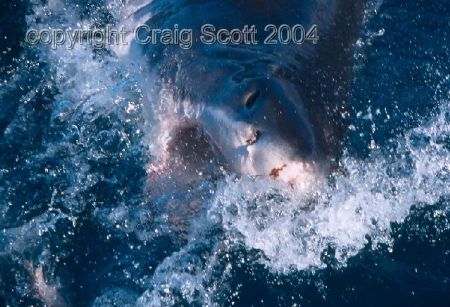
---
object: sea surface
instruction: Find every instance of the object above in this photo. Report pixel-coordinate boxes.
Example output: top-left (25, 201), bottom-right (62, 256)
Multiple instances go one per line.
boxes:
top-left (1, 0), bottom-right (450, 306)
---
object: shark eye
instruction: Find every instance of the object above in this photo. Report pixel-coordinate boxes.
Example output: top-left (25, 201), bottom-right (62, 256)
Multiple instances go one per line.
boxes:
top-left (244, 90), bottom-right (261, 109)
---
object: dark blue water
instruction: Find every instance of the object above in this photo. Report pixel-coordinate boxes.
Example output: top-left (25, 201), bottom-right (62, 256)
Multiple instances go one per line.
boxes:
top-left (1, 0), bottom-right (450, 306)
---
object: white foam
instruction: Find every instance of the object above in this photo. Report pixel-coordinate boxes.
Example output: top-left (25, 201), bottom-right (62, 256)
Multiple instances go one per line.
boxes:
top-left (16, 1), bottom-right (450, 305)
top-left (208, 102), bottom-right (450, 272)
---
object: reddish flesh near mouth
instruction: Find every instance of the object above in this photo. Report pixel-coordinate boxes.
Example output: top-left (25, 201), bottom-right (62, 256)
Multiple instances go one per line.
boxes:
top-left (270, 164), bottom-right (287, 178)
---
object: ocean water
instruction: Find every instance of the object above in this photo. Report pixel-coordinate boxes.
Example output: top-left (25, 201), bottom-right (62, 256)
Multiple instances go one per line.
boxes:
top-left (1, 0), bottom-right (450, 306)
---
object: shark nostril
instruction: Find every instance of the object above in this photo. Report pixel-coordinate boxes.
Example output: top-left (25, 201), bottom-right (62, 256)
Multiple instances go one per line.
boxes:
top-left (244, 90), bottom-right (261, 109)
top-left (246, 129), bottom-right (261, 145)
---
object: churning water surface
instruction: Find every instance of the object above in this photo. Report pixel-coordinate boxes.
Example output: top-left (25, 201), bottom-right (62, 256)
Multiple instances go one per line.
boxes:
top-left (0, 0), bottom-right (450, 306)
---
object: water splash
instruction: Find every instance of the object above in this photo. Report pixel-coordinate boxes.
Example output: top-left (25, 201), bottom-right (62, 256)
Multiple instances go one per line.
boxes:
top-left (209, 102), bottom-right (450, 272)
top-left (2, 0), bottom-right (449, 305)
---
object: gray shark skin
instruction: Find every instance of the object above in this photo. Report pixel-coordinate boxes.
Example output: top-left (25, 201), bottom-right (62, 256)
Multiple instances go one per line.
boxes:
top-left (132, 0), bottom-right (365, 185)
